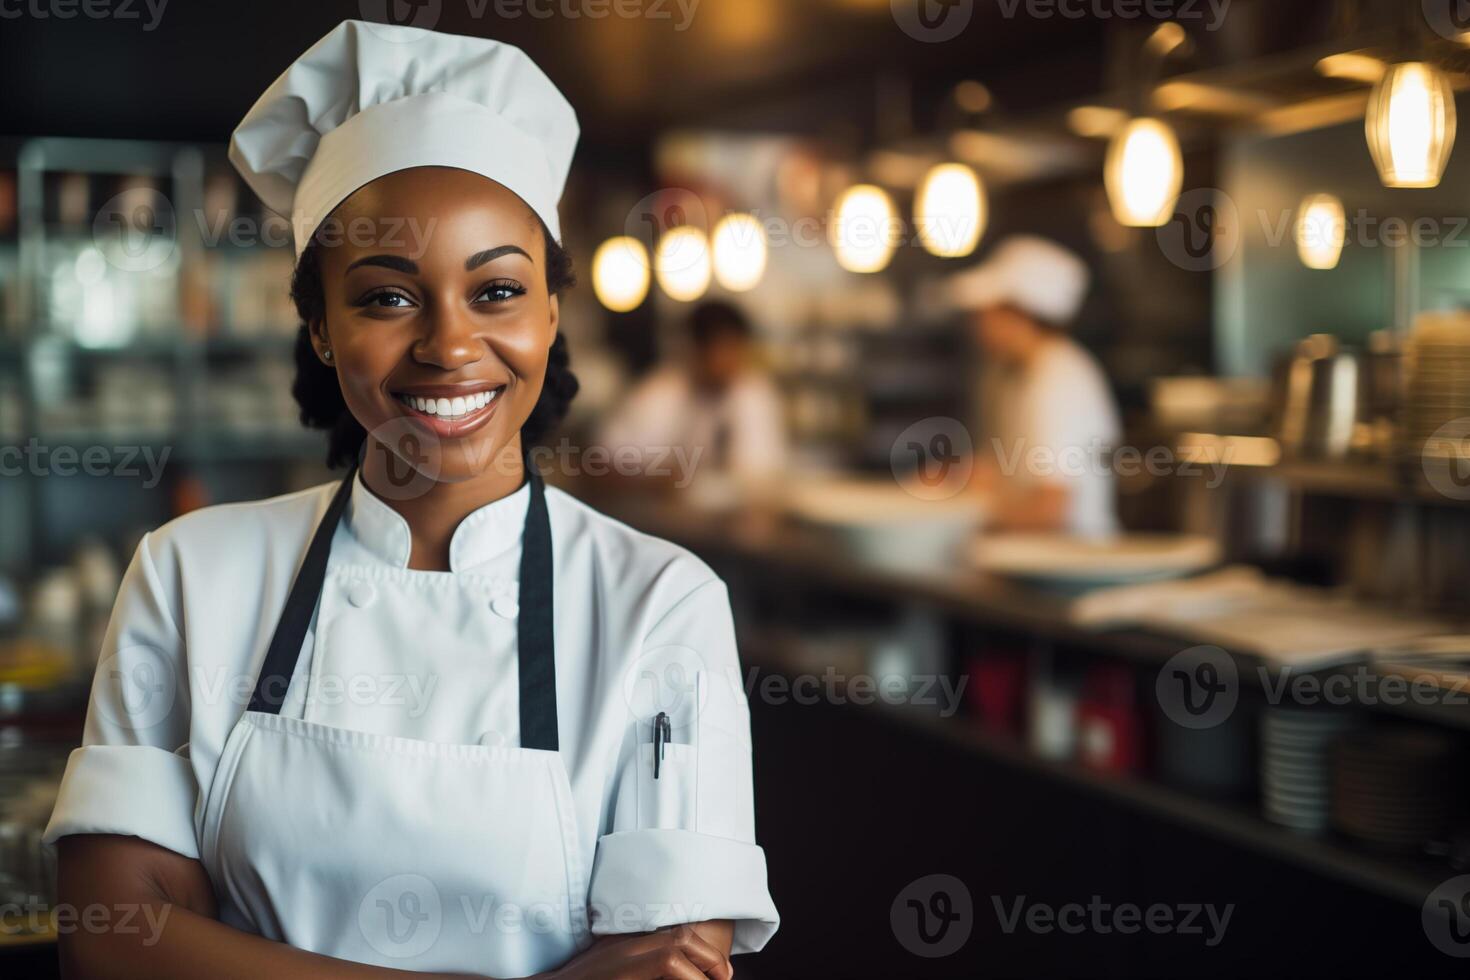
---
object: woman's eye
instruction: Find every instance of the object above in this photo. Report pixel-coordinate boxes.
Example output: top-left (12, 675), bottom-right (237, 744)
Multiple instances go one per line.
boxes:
top-left (356, 289), bottom-right (414, 309)
top-left (477, 280), bottom-right (527, 303)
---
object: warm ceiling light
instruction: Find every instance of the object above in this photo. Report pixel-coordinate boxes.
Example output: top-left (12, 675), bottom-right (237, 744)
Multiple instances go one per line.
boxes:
top-left (654, 226), bottom-right (712, 302)
top-left (1295, 193), bottom-right (1346, 270)
top-left (1315, 52), bottom-right (1388, 85)
top-left (954, 80), bottom-right (992, 113)
top-left (712, 213), bottom-right (768, 292)
top-left (831, 184), bottom-right (899, 274)
top-left (1104, 117), bottom-right (1184, 227)
top-left (591, 236), bottom-right (650, 313)
top-left (1145, 22), bottom-right (1188, 59)
top-left (1068, 105), bottom-right (1129, 138)
top-left (1365, 62), bottom-right (1457, 188)
top-left (914, 163), bottom-right (987, 258)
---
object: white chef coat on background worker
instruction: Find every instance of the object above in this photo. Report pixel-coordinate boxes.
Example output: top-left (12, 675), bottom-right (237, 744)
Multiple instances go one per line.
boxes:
top-left (600, 365), bottom-right (789, 482)
top-left (43, 19), bottom-right (777, 977)
top-left (952, 236), bottom-right (1123, 538)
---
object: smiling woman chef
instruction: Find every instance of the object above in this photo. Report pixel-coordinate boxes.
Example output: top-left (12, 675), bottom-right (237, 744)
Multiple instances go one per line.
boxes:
top-left (42, 20), bottom-right (778, 980)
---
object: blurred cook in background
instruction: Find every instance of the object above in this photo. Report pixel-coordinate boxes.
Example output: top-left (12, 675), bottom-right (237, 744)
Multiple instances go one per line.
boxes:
top-left (600, 300), bottom-right (789, 486)
top-left (952, 236), bottom-right (1122, 538)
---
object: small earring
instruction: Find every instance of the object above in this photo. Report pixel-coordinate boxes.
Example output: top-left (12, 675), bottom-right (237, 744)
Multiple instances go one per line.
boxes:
top-left (322, 348), bottom-right (333, 362)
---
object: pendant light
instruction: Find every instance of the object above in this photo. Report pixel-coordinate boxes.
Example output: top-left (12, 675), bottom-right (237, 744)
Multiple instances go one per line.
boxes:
top-left (832, 184), bottom-right (898, 274)
top-left (1295, 193), bottom-right (1346, 270)
top-left (1365, 61), bottom-right (1457, 188)
top-left (914, 163), bottom-right (987, 258)
top-left (654, 226), bottom-right (712, 302)
top-left (1104, 117), bottom-right (1184, 227)
top-left (591, 236), bottom-right (650, 313)
top-left (711, 213), bottom-right (768, 292)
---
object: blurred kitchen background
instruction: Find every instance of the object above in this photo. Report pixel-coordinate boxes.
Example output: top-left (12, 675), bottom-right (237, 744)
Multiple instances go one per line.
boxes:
top-left (7, 0), bottom-right (1470, 976)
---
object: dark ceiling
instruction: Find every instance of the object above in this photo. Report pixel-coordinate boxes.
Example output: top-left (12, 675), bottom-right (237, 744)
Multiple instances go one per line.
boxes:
top-left (0, 0), bottom-right (1350, 154)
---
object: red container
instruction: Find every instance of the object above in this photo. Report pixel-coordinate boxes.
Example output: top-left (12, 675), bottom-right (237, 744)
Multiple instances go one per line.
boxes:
top-left (1076, 662), bottom-right (1143, 774)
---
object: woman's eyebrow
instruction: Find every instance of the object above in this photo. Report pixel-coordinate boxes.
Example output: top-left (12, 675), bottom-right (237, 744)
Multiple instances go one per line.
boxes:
top-left (466, 245), bottom-right (532, 270)
top-left (346, 254), bottom-right (418, 275)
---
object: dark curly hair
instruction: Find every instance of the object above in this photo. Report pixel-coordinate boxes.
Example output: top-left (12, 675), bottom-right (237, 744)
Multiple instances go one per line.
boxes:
top-left (289, 223), bottom-right (578, 468)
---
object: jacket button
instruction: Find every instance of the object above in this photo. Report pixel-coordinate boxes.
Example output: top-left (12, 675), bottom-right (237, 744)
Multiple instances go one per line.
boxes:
top-left (348, 582), bottom-right (376, 608)
top-left (491, 596), bottom-right (519, 619)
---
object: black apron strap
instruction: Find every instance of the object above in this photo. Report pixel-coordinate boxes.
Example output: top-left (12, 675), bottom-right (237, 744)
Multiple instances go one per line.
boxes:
top-left (517, 464), bottom-right (559, 751)
top-left (248, 465), bottom-right (357, 714)
top-left (246, 459), bottom-right (560, 754)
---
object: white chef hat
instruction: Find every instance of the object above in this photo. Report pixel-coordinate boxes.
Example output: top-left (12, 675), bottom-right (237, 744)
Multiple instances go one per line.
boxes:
top-left (229, 20), bottom-right (579, 256)
top-left (948, 235), bottom-right (1090, 327)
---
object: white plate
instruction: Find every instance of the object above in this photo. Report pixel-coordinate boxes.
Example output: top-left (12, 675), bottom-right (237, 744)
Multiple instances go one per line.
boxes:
top-left (968, 533), bottom-right (1220, 587)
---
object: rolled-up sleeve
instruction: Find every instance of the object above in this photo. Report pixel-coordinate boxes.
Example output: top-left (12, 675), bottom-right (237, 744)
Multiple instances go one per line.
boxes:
top-left (588, 577), bottom-right (778, 954)
top-left (43, 532), bottom-right (199, 859)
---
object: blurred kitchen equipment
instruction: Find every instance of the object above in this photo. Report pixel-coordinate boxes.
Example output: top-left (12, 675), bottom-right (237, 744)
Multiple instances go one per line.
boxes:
top-left (1274, 333), bottom-right (1361, 459)
top-left (1075, 662), bottom-right (1142, 775)
top-left (1405, 311), bottom-right (1470, 477)
top-left (1149, 376), bottom-right (1270, 433)
top-left (1360, 329), bottom-right (1403, 457)
top-left (1027, 649), bottom-right (1078, 761)
top-left (970, 533), bottom-right (1220, 591)
top-left (1153, 694), bottom-right (1255, 799)
top-left (1330, 726), bottom-right (1458, 852)
top-left (1259, 705), bottom-right (1361, 834)
top-left (965, 650), bottom-right (1026, 738)
top-left (784, 476), bottom-right (984, 571)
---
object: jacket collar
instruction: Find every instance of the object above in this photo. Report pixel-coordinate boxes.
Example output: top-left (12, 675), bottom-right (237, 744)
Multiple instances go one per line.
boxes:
top-left (345, 470), bottom-right (531, 571)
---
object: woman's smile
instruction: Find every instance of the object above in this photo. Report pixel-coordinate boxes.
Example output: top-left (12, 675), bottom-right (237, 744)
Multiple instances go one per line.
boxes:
top-left (391, 380), bottom-right (508, 439)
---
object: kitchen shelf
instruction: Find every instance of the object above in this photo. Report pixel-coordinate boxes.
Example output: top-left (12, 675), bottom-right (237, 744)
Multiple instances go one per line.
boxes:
top-left (742, 630), bottom-right (1454, 909)
top-left (1172, 433), bottom-right (1470, 509)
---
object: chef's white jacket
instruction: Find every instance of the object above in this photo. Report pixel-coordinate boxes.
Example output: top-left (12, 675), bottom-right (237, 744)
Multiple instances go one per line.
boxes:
top-left (44, 473), bottom-right (779, 955)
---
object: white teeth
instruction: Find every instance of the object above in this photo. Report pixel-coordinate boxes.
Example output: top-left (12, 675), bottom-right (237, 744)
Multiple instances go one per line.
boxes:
top-left (399, 390), bottom-right (502, 420)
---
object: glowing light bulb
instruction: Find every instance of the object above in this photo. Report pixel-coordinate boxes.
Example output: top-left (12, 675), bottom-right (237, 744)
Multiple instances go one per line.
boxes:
top-left (1104, 117), bottom-right (1184, 227)
top-left (914, 163), bottom-right (987, 258)
top-left (591, 237), bottom-right (650, 313)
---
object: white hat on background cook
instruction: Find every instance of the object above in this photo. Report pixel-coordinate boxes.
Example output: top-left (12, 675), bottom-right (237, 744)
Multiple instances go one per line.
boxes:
top-left (948, 235), bottom-right (1090, 327)
top-left (229, 20), bottom-right (579, 256)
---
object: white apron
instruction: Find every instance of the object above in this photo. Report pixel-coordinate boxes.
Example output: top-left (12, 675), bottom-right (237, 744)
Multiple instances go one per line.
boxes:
top-left (196, 464), bottom-right (589, 977)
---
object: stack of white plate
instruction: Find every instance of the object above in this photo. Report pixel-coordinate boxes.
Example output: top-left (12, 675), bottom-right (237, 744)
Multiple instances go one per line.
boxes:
top-left (1404, 312), bottom-right (1470, 464)
top-left (1259, 706), bottom-right (1361, 833)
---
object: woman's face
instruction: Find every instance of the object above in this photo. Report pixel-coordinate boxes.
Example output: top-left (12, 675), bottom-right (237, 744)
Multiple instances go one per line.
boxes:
top-left (311, 167), bottom-right (557, 486)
